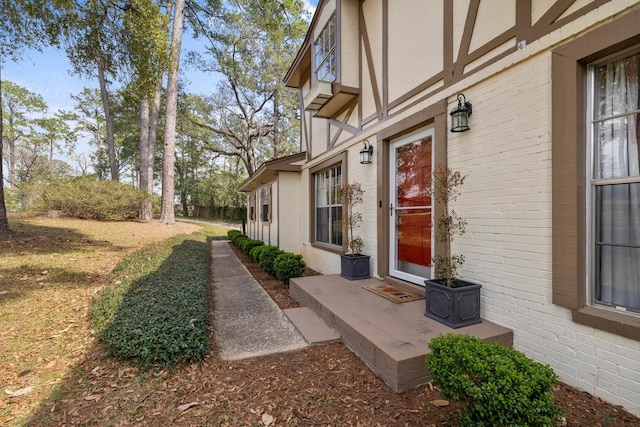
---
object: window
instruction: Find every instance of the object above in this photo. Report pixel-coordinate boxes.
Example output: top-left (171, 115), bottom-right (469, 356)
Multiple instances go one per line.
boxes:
top-left (261, 186), bottom-right (271, 222)
top-left (314, 14), bottom-right (336, 82)
top-left (589, 49), bottom-right (640, 313)
top-left (551, 7), bottom-right (640, 341)
top-left (249, 193), bottom-right (256, 221)
top-left (315, 164), bottom-right (343, 246)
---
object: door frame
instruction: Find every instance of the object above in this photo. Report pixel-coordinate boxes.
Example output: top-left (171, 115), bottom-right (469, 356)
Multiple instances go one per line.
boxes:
top-left (389, 128), bottom-right (434, 284)
top-left (375, 100), bottom-right (448, 285)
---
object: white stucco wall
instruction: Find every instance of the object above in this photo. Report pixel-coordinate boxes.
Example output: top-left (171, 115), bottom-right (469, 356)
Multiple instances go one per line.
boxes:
top-left (278, 172), bottom-right (303, 254)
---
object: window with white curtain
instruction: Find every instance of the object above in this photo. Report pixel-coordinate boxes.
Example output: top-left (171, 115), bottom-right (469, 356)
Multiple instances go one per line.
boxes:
top-left (590, 47), bottom-right (640, 313)
top-left (315, 164), bottom-right (342, 246)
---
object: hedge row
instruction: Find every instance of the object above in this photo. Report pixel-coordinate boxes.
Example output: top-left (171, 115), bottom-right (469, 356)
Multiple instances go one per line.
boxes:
top-left (91, 232), bottom-right (210, 367)
top-left (227, 230), bottom-right (305, 286)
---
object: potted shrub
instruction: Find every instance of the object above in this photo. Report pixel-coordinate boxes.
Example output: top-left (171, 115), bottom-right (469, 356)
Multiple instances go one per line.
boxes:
top-left (340, 182), bottom-right (370, 280)
top-left (424, 166), bottom-right (481, 328)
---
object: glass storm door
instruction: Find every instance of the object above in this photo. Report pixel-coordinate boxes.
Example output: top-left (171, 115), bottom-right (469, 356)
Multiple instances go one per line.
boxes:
top-left (389, 129), bottom-right (433, 285)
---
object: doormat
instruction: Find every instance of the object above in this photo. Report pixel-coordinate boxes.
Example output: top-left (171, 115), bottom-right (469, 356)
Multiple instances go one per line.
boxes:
top-left (363, 284), bottom-right (424, 303)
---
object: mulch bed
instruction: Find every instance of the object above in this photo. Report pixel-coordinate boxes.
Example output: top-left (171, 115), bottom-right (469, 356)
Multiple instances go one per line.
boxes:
top-left (228, 243), bottom-right (640, 427)
top-left (22, 242), bottom-right (640, 426)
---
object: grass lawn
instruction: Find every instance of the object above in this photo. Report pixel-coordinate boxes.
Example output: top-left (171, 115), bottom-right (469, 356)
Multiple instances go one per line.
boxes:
top-left (0, 215), bottom-right (226, 425)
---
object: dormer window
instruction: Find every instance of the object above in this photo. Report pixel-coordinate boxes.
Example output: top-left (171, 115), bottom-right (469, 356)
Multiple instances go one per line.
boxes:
top-left (314, 14), bottom-right (336, 82)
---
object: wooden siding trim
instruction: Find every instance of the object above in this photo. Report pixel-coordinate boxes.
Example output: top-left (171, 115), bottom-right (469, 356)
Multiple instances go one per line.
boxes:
top-left (443, 0), bottom-right (454, 83)
top-left (453, 0), bottom-right (480, 79)
top-left (335, 0), bottom-right (342, 86)
top-left (301, 91), bottom-right (309, 154)
top-left (533, 0), bottom-right (574, 31)
top-left (360, 5), bottom-right (382, 120)
top-left (387, 72), bottom-right (444, 112)
top-left (382, 0), bottom-right (389, 117)
top-left (516, 0), bottom-right (532, 43)
top-left (531, 0), bottom-right (609, 41)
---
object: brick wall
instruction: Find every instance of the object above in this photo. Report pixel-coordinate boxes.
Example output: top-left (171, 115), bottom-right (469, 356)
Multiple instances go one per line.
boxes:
top-left (448, 53), bottom-right (640, 415)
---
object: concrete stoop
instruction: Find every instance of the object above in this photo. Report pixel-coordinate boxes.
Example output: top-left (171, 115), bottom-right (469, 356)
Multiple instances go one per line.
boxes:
top-left (284, 307), bottom-right (341, 345)
top-left (289, 274), bottom-right (513, 393)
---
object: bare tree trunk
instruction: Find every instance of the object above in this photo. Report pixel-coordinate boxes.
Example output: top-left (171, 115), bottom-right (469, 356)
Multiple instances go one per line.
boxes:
top-left (138, 98), bottom-right (153, 219)
top-left (159, 0), bottom-right (185, 226)
top-left (273, 91), bottom-right (280, 158)
top-left (97, 56), bottom-right (118, 181)
top-left (0, 69), bottom-right (12, 237)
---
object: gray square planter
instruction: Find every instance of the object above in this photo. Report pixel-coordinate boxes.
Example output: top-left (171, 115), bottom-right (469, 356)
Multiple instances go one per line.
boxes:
top-left (340, 254), bottom-right (370, 280)
top-left (424, 278), bottom-right (482, 328)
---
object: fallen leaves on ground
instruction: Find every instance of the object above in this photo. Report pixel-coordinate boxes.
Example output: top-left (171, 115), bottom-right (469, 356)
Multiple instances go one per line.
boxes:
top-left (3, 222), bottom-right (640, 427)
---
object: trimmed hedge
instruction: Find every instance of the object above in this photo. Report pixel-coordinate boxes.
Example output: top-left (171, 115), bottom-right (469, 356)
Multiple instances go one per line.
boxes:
top-left (240, 238), bottom-right (264, 256)
top-left (273, 252), bottom-right (306, 286)
top-left (91, 233), bottom-right (209, 367)
top-left (249, 245), bottom-right (267, 262)
top-left (228, 236), bottom-right (306, 287)
top-left (426, 333), bottom-right (563, 427)
top-left (227, 229), bottom-right (242, 241)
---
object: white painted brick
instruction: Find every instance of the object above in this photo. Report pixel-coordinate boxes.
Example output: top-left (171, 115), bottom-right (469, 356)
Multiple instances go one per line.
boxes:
top-left (595, 371), bottom-right (619, 394)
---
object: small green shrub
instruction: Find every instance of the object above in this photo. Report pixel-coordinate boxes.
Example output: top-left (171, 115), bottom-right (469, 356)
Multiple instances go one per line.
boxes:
top-left (234, 234), bottom-right (249, 247)
top-left (273, 252), bottom-right (305, 286)
top-left (249, 245), bottom-right (267, 262)
top-left (227, 229), bottom-right (241, 241)
top-left (425, 333), bottom-right (563, 427)
top-left (40, 176), bottom-right (149, 221)
top-left (241, 239), bottom-right (264, 256)
top-left (258, 246), bottom-right (283, 277)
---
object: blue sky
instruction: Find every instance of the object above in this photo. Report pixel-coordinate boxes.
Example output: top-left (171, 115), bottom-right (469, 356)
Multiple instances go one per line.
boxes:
top-left (3, 1), bottom-right (318, 115)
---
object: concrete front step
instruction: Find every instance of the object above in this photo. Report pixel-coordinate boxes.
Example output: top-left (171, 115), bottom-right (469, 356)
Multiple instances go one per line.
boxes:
top-left (289, 274), bottom-right (513, 393)
top-left (284, 307), bottom-right (341, 345)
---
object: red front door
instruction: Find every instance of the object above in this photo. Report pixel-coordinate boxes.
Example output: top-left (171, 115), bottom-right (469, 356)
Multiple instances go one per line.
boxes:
top-left (389, 128), bottom-right (433, 284)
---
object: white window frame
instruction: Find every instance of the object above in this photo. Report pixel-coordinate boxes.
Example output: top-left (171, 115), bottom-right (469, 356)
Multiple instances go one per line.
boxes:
top-left (314, 13), bottom-right (336, 82)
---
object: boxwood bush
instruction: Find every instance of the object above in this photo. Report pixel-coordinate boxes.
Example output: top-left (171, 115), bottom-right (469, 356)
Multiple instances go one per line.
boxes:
top-left (249, 245), bottom-right (267, 262)
top-left (258, 246), bottom-right (283, 277)
top-left (227, 229), bottom-right (242, 241)
top-left (228, 235), bottom-right (306, 287)
top-left (240, 239), bottom-right (264, 256)
top-left (234, 234), bottom-right (249, 246)
top-left (92, 233), bottom-right (209, 367)
top-left (425, 333), bottom-right (563, 427)
top-left (273, 252), bottom-right (306, 286)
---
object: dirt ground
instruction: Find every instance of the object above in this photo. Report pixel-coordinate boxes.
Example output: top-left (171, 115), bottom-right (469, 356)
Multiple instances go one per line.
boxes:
top-left (3, 219), bottom-right (639, 426)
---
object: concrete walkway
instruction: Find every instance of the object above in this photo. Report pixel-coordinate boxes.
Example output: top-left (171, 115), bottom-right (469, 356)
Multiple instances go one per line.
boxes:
top-left (210, 240), bottom-right (308, 360)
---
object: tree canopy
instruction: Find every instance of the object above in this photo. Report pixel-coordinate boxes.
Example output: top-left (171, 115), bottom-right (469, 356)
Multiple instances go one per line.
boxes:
top-left (1, 0), bottom-right (310, 231)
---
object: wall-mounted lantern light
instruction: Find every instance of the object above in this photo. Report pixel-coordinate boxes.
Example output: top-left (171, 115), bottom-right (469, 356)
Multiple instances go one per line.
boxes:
top-left (360, 140), bottom-right (374, 164)
top-left (450, 93), bottom-right (472, 132)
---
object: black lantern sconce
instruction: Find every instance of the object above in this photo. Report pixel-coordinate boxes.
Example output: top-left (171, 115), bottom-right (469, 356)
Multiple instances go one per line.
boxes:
top-left (360, 140), bottom-right (374, 164)
top-left (450, 93), bottom-right (472, 132)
